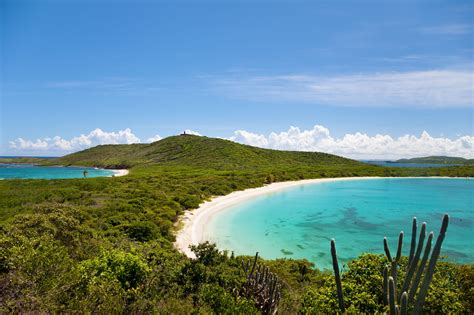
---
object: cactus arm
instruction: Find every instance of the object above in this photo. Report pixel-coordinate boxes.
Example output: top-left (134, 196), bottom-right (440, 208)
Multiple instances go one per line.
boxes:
top-left (400, 292), bottom-right (408, 315)
top-left (408, 217), bottom-right (417, 266)
top-left (396, 231), bottom-right (404, 261)
top-left (391, 261), bottom-right (398, 299)
top-left (331, 239), bottom-right (345, 313)
top-left (249, 252), bottom-right (259, 278)
top-left (383, 265), bottom-right (389, 305)
top-left (384, 237), bottom-right (393, 262)
top-left (400, 222), bottom-right (426, 298)
top-left (388, 276), bottom-right (396, 315)
top-left (413, 214), bottom-right (449, 314)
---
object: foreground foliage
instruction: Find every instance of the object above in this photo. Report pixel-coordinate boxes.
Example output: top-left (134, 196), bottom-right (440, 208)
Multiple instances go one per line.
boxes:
top-left (1, 136), bottom-right (473, 313)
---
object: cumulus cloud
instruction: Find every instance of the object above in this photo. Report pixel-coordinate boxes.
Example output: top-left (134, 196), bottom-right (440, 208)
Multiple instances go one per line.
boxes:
top-left (182, 129), bottom-right (202, 136)
top-left (208, 70), bottom-right (474, 108)
top-left (230, 125), bottom-right (474, 159)
top-left (9, 126), bottom-right (473, 159)
top-left (9, 128), bottom-right (141, 152)
top-left (147, 134), bottom-right (163, 143)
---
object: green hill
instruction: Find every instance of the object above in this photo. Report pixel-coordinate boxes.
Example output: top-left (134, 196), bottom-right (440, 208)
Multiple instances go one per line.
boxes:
top-left (396, 156), bottom-right (474, 165)
top-left (48, 135), bottom-right (362, 169)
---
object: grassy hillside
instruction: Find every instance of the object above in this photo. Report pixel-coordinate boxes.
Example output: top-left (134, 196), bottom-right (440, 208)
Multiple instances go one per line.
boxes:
top-left (1, 135), bottom-right (474, 313)
top-left (48, 135), bottom-right (361, 169)
top-left (396, 155), bottom-right (474, 165)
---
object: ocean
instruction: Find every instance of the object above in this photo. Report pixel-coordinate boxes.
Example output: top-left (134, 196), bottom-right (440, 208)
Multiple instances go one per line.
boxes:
top-left (206, 178), bottom-right (473, 269)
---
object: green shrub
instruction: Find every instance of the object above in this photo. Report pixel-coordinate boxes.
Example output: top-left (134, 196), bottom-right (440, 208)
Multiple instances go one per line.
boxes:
top-left (79, 249), bottom-right (149, 291)
top-left (121, 221), bottom-right (159, 241)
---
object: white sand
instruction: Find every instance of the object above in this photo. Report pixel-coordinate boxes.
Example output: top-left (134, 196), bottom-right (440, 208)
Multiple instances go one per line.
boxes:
top-left (174, 176), bottom-right (383, 258)
top-left (112, 169), bottom-right (129, 177)
top-left (174, 176), bottom-right (472, 257)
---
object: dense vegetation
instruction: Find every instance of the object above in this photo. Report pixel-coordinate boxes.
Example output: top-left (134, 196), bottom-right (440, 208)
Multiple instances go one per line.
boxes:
top-left (1, 135), bottom-right (473, 313)
top-left (0, 156), bottom-right (51, 164)
top-left (396, 155), bottom-right (474, 165)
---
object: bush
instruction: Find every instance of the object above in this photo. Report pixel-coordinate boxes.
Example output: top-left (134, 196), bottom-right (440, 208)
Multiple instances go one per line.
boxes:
top-left (79, 249), bottom-right (149, 291)
top-left (121, 221), bottom-right (159, 241)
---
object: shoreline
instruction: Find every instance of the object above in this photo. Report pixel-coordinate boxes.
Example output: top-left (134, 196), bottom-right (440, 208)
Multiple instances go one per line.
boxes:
top-left (111, 169), bottom-right (129, 177)
top-left (174, 176), bottom-right (379, 258)
top-left (174, 176), bottom-right (472, 258)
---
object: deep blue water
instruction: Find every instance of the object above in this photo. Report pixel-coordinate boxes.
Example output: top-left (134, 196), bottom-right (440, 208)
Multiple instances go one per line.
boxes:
top-left (207, 178), bottom-right (473, 269)
top-left (0, 163), bottom-right (116, 179)
top-left (361, 160), bottom-right (459, 168)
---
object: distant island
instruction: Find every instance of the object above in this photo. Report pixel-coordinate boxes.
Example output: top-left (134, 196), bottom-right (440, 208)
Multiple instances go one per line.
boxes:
top-left (396, 156), bottom-right (474, 165)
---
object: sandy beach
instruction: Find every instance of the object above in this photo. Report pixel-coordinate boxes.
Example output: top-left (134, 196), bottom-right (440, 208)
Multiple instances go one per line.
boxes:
top-left (174, 176), bottom-right (472, 257)
top-left (174, 176), bottom-right (384, 258)
top-left (112, 169), bottom-right (129, 177)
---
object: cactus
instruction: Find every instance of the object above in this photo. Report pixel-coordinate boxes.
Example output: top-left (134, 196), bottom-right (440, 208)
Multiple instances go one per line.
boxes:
top-left (388, 276), bottom-right (396, 315)
top-left (241, 252), bottom-right (281, 315)
top-left (383, 265), bottom-right (389, 304)
top-left (400, 292), bottom-right (408, 314)
top-left (408, 232), bottom-right (433, 302)
top-left (413, 214), bottom-right (449, 314)
top-left (383, 214), bottom-right (449, 315)
top-left (384, 230), bottom-right (404, 299)
top-left (331, 214), bottom-right (449, 315)
top-left (331, 239), bottom-right (345, 313)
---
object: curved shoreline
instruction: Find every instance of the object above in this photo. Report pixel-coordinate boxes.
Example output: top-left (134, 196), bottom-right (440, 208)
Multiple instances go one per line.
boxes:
top-left (174, 176), bottom-right (472, 258)
top-left (174, 176), bottom-right (382, 258)
top-left (111, 169), bottom-right (129, 177)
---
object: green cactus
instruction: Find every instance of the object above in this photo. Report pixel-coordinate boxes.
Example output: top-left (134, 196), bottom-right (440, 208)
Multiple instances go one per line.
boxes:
top-left (331, 239), bottom-right (345, 313)
top-left (383, 214), bottom-right (449, 315)
top-left (400, 292), bottom-right (408, 314)
top-left (331, 214), bottom-right (449, 315)
top-left (388, 276), bottom-right (396, 315)
top-left (241, 252), bottom-right (281, 315)
top-left (413, 214), bottom-right (449, 314)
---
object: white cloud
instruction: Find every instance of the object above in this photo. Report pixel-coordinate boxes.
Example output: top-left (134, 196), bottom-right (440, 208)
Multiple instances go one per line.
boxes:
top-left (8, 138), bottom-right (49, 150)
top-left (208, 69), bottom-right (474, 108)
top-left (9, 126), bottom-right (474, 159)
top-left (9, 128), bottom-right (141, 152)
top-left (182, 129), bottom-right (202, 136)
top-left (147, 134), bottom-right (163, 143)
top-left (420, 24), bottom-right (473, 35)
top-left (230, 125), bottom-right (474, 159)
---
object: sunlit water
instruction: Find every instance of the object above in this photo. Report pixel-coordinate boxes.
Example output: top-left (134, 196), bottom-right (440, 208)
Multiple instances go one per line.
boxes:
top-left (206, 178), bottom-right (473, 269)
top-left (0, 163), bottom-right (116, 179)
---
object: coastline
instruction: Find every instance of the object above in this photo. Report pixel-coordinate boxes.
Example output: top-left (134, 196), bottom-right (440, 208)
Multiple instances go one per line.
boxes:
top-left (174, 176), bottom-right (381, 258)
top-left (111, 169), bottom-right (129, 177)
top-left (174, 176), bottom-right (472, 258)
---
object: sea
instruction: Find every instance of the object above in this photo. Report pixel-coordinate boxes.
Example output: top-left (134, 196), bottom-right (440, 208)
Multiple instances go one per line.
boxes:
top-left (0, 163), bottom-right (116, 179)
top-left (206, 178), bottom-right (474, 269)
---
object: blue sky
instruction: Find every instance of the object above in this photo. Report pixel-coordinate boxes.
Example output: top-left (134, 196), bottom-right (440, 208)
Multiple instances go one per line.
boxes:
top-left (1, 0), bottom-right (473, 158)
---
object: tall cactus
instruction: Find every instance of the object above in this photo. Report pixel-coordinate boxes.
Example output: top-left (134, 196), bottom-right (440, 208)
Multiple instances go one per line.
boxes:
top-left (331, 214), bottom-right (449, 315)
top-left (383, 214), bottom-right (449, 315)
top-left (413, 214), bottom-right (449, 314)
top-left (241, 252), bottom-right (281, 315)
top-left (331, 239), bottom-right (345, 313)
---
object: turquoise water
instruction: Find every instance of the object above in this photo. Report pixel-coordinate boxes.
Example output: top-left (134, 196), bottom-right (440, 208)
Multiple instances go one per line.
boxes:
top-left (0, 163), bottom-right (116, 179)
top-left (206, 178), bottom-right (473, 269)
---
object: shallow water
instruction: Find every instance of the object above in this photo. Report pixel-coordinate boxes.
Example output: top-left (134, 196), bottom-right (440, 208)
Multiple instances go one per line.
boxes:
top-left (206, 178), bottom-right (474, 269)
top-left (0, 163), bottom-right (115, 179)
